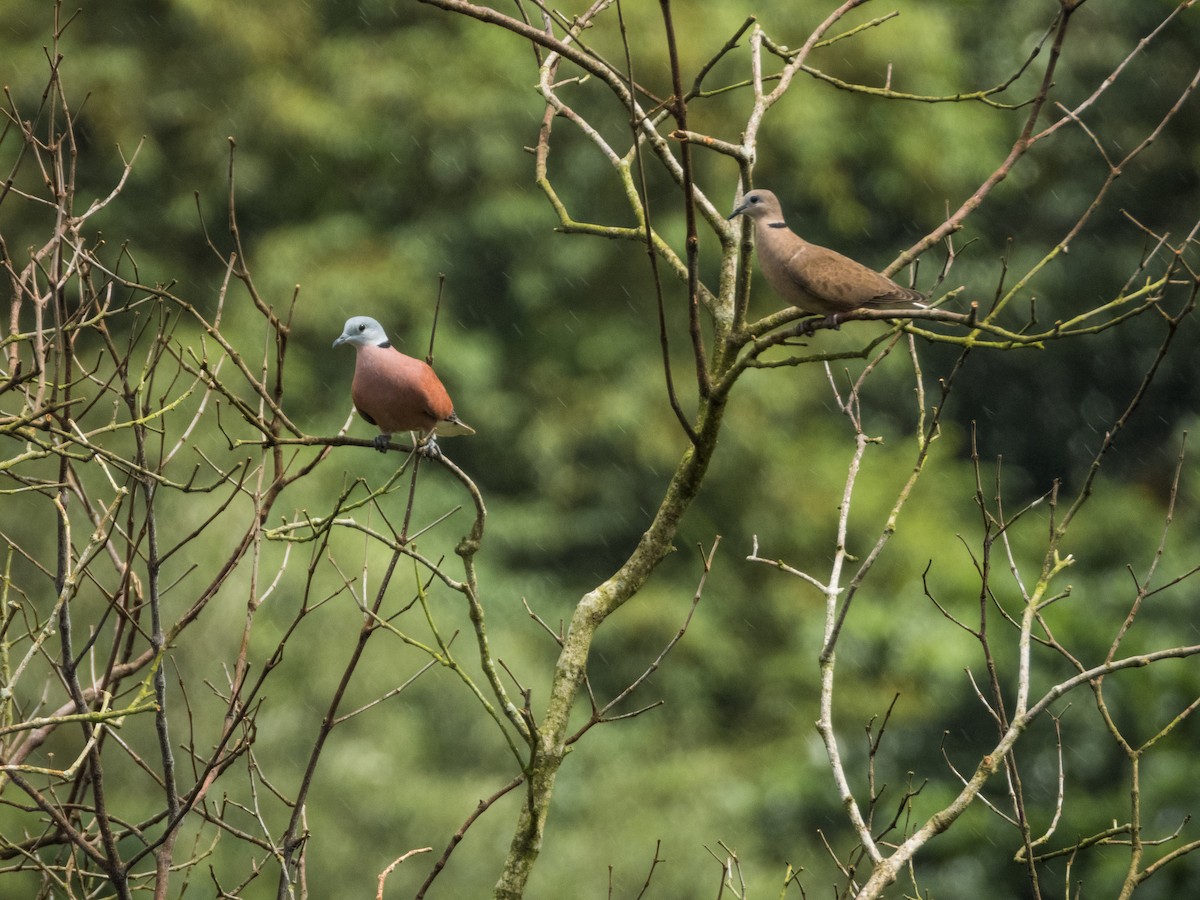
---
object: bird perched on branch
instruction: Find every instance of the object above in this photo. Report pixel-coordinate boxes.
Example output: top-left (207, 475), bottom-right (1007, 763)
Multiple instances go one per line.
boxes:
top-left (332, 315), bottom-right (474, 456)
top-left (729, 188), bottom-right (926, 330)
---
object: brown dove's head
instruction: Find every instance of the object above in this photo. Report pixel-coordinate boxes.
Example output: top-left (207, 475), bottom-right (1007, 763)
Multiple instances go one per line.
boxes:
top-left (333, 315), bottom-right (389, 349)
top-left (729, 189), bottom-right (785, 224)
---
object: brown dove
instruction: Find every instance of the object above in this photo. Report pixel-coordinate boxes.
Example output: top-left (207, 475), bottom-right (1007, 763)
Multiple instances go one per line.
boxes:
top-left (729, 189), bottom-right (925, 328)
top-left (332, 316), bottom-right (474, 455)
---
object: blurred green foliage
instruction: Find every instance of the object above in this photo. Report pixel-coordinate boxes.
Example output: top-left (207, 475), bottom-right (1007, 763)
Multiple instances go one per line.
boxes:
top-left (2, 1), bottom-right (1199, 897)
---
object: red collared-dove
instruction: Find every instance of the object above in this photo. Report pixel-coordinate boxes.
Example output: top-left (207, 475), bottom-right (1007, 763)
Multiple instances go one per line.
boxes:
top-left (729, 189), bottom-right (925, 328)
top-left (333, 316), bottom-right (474, 454)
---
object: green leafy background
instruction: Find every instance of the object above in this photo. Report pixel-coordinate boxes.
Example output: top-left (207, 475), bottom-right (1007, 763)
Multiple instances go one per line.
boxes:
top-left (2, 1), bottom-right (1198, 896)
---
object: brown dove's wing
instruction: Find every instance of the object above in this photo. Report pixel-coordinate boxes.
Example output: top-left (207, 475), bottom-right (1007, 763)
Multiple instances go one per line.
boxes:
top-left (754, 233), bottom-right (838, 314)
top-left (793, 244), bottom-right (925, 312)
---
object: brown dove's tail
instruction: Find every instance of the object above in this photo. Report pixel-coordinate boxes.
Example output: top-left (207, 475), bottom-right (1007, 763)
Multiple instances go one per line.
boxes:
top-left (869, 285), bottom-right (928, 309)
top-left (435, 413), bottom-right (476, 437)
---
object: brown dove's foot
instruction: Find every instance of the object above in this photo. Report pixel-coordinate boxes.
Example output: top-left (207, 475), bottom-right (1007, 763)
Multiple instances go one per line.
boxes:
top-left (417, 434), bottom-right (443, 460)
top-left (799, 313), bottom-right (844, 337)
top-left (372, 434), bottom-right (391, 453)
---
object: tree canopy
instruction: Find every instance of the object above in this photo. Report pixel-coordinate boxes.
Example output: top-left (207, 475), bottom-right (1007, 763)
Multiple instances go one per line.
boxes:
top-left (1, 1), bottom-right (1198, 898)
